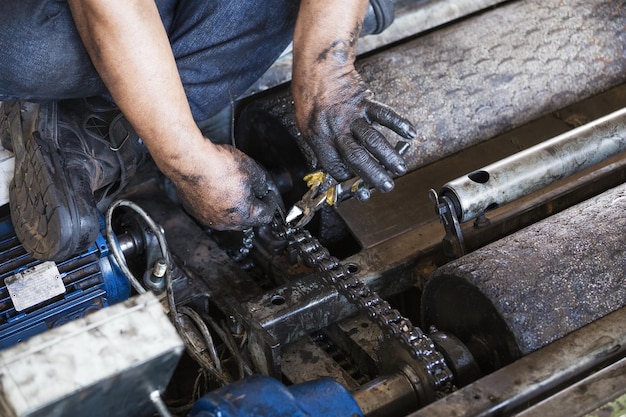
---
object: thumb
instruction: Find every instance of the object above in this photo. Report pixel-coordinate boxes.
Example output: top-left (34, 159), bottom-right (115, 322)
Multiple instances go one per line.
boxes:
top-left (247, 190), bottom-right (280, 226)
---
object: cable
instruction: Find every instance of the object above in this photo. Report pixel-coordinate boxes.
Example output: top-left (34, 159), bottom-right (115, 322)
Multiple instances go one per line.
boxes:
top-left (178, 306), bottom-right (223, 374)
top-left (105, 199), bottom-right (236, 386)
top-left (150, 391), bottom-right (174, 417)
top-left (104, 199), bottom-right (166, 294)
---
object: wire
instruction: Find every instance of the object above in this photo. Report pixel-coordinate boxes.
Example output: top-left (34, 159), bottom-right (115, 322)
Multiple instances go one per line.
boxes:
top-left (105, 199), bottom-right (236, 387)
top-left (207, 316), bottom-right (252, 379)
top-left (104, 199), bottom-right (167, 294)
top-left (178, 306), bottom-right (223, 374)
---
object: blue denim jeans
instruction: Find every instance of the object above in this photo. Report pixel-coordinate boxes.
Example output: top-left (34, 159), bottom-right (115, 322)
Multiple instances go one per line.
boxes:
top-left (0, 1), bottom-right (298, 121)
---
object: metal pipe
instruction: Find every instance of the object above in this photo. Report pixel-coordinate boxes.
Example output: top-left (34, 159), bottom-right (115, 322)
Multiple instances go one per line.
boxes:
top-left (116, 231), bottom-right (141, 257)
top-left (515, 356), bottom-right (626, 417)
top-left (441, 107), bottom-right (626, 222)
top-left (409, 306), bottom-right (626, 417)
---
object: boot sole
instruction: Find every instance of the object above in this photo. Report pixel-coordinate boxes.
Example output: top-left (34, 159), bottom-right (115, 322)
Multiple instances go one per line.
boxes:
top-left (8, 102), bottom-right (99, 261)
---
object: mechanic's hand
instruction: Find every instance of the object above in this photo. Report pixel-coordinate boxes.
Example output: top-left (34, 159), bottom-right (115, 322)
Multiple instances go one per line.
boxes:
top-left (170, 142), bottom-right (279, 230)
top-left (294, 68), bottom-right (416, 193)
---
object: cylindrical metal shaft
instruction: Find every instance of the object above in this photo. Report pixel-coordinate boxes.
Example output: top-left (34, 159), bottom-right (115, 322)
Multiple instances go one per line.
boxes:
top-left (422, 182), bottom-right (626, 373)
top-left (352, 372), bottom-right (419, 417)
top-left (440, 107), bottom-right (626, 222)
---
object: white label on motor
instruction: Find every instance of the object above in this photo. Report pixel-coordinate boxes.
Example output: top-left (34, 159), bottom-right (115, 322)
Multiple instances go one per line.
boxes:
top-left (5, 261), bottom-right (65, 312)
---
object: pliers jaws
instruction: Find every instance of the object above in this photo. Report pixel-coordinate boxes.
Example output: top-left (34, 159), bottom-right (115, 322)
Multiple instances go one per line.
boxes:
top-left (285, 172), bottom-right (334, 229)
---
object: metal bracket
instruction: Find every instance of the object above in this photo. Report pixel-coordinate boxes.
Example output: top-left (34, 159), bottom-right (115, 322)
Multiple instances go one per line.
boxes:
top-left (429, 189), bottom-right (466, 258)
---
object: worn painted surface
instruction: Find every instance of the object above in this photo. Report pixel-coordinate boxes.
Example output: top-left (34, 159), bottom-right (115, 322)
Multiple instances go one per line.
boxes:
top-left (0, 293), bottom-right (183, 417)
top-left (189, 375), bottom-right (363, 417)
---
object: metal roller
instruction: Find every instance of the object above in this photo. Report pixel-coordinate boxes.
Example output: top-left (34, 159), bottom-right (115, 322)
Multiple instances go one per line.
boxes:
top-left (366, 0), bottom-right (626, 171)
top-left (245, 0), bottom-right (508, 96)
top-left (410, 306), bottom-right (626, 417)
top-left (440, 107), bottom-right (626, 222)
top-left (237, 0), bottom-right (626, 172)
top-left (422, 182), bottom-right (626, 373)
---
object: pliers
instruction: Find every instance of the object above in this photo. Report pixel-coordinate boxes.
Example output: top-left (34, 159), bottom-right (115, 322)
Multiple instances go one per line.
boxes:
top-left (285, 140), bottom-right (411, 229)
top-left (285, 171), bottom-right (336, 229)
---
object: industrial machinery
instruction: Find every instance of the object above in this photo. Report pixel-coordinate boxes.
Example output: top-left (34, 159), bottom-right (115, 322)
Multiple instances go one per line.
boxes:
top-left (1, 0), bottom-right (626, 416)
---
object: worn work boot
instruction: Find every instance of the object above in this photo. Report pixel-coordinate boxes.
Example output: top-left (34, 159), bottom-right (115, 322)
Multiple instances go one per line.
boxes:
top-left (1, 98), bottom-right (146, 261)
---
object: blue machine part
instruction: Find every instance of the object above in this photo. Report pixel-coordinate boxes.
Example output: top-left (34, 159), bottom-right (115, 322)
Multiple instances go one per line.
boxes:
top-left (189, 375), bottom-right (364, 417)
top-left (0, 216), bottom-right (131, 349)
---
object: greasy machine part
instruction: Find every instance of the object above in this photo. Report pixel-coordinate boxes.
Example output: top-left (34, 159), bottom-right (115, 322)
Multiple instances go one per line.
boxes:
top-left (271, 217), bottom-right (454, 402)
top-left (339, 84), bottom-right (626, 249)
top-left (422, 182), bottom-right (626, 374)
top-left (410, 306), bottom-right (626, 417)
top-left (237, 0), bottom-right (626, 173)
top-left (440, 107), bottom-right (626, 223)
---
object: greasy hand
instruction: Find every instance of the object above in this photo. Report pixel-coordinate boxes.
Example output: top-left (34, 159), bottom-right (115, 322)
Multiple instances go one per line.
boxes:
top-left (295, 67), bottom-right (416, 194)
top-left (293, 0), bottom-right (415, 194)
top-left (170, 143), bottom-right (278, 230)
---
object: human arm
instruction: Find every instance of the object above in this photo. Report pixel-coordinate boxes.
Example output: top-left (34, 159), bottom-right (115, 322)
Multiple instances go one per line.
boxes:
top-left (292, 0), bottom-right (416, 193)
top-left (67, 0), bottom-right (276, 229)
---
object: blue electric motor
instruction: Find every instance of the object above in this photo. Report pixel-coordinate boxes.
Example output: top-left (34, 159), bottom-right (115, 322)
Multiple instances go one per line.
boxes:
top-left (0, 216), bottom-right (130, 349)
top-left (189, 375), bottom-right (364, 417)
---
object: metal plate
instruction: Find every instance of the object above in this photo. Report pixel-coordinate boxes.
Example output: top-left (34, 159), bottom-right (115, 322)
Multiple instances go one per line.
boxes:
top-left (5, 261), bottom-right (65, 312)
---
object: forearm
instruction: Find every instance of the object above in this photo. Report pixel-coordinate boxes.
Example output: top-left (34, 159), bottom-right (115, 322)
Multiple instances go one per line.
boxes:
top-left (293, 0), bottom-right (369, 96)
top-left (67, 0), bottom-right (212, 179)
top-left (291, 0), bottom-right (415, 190)
top-left (66, 0), bottom-right (280, 230)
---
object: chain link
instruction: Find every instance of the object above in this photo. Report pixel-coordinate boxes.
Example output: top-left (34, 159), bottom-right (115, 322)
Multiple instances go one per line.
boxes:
top-left (272, 216), bottom-right (455, 394)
